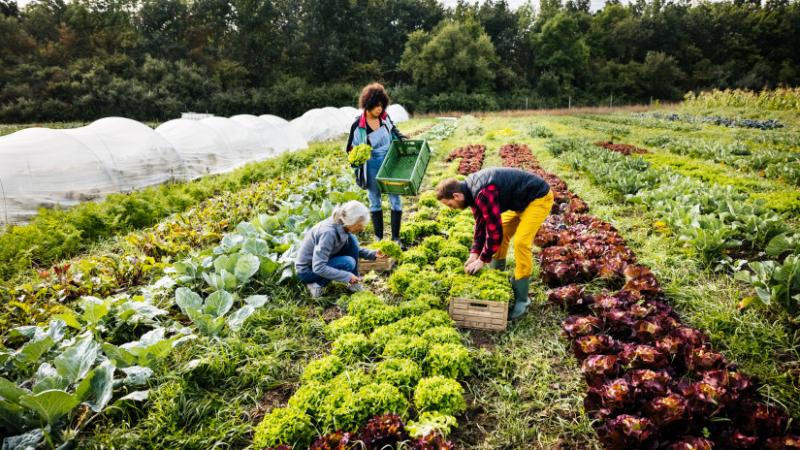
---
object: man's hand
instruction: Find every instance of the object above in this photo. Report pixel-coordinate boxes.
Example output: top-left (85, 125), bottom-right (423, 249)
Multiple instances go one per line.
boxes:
top-left (465, 259), bottom-right (485, 275)
top-left (464, 253), bottom-right (479, 270)
top-left (349, 275), bottom-right (361, 284)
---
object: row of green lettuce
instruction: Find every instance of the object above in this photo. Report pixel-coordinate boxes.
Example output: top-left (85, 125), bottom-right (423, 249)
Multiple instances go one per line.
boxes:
top-left (548, 138), bottom-right (799, 315)
top-left (0, 165), bottom-right (365, 449)
top-left (252, 189), bottom-right (512, 448)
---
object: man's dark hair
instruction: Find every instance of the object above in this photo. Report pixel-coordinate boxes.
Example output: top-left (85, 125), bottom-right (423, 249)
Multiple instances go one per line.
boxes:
top-left (436, 178), bottom-right (462, 200)
top-left (359, 83), bottom-right (390, 112)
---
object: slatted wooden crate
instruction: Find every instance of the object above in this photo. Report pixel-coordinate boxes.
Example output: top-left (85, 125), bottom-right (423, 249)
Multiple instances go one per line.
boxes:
top-left (448, 297), bottom-right (508, 331)
top-left (358, 258), bottom-right (395, 275)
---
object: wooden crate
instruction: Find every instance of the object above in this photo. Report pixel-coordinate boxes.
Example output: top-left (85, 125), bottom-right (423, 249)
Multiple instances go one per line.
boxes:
top-left (359, 258), bottom-right (395, 275)
top-left (448, 297), bottom-right (508, 331)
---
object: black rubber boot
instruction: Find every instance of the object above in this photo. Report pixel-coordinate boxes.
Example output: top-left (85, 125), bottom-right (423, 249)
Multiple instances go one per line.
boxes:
top-left (390, 210), bottom-right (402, 244)
top-left (371, 211), bottom-right (384, 240)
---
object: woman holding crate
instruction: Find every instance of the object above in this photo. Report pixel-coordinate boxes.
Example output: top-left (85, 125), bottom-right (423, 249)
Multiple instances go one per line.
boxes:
top-left (345, 83), bottom-right (406, 244)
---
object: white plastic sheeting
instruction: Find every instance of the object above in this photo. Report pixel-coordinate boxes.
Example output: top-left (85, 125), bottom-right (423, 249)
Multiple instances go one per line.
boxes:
top-left (0, 128), bottom-right (119, 224)
top-left (258, 114), bottom-right (289, 126)
top-left (198, 117), bottom-right (264, 169)
top-left (387, 104), bottom-right (410, 123)
top-left (0, 103), bottom-right (411, 225)
top-left (155, 119), bottom-right (235, 179)
top-left (62, 117), bottom-right (186, 190)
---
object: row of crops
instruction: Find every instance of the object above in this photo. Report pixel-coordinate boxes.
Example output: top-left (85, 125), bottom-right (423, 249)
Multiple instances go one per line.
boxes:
top-left (1, 108), bottom-right (798, 448)
top-left (547, 138), bottom-right (800, 313)
top-left (497, 143), bottom-right (799, 449)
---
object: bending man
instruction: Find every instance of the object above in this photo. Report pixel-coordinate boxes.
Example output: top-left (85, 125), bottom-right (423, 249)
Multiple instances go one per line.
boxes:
top-left (436, 168), bottom-right (553, 319)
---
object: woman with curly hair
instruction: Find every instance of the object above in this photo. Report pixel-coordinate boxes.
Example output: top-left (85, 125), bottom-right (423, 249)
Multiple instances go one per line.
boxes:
top-left (345, 82), bottom-right (406, 244)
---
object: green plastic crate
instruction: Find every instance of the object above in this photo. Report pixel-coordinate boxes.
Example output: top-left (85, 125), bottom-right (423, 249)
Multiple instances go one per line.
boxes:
top-left (376, 140), bottom-right (431, 195)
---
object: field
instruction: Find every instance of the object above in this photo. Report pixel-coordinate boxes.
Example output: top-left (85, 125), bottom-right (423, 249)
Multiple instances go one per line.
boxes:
top-left (1, 99), bottom-right (799, 449)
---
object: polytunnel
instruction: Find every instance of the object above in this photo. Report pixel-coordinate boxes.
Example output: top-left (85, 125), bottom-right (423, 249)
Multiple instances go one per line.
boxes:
top-left (229, 115), bottom-right (285, 158)
top-left (198, 117), bottom-right (263, 169)
top-left (258, 114), bottom-right (289, 126)
top-left (0, 128), bottom-right (120, 225)
top-left (257, 113), bottom-right (311, 151)
top-left (155, 119), bottom-right (233, 179)
top-left (62, 117), bottom-right (186, 191)
top-left (290, 107), bottom-right (350, 142)
top-left (387, 104), bottom-right (410, 123)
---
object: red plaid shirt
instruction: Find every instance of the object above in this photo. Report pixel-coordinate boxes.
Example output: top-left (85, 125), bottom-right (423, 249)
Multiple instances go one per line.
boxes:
top-left (470, 184), bottom-right (503, 263)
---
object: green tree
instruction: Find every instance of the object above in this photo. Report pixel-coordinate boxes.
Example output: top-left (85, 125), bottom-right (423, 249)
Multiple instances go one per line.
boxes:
top-left (400, 20), bottom-right (497, 93)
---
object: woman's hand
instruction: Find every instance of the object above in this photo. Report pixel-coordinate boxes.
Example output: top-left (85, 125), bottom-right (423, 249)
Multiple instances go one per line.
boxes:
top-left (349, 275), bottom-right (361, 284)
top-left (464, 253), bottom-right (478, 270)
top-left (465, 259), bottom-right (485, 275)
top-left (376, 251), bottom-right (387, 259)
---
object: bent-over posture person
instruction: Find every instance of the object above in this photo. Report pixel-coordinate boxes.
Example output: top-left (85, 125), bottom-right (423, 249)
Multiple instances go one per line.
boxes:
top-left (436, 168), bottom-right (554, 319)
top-left (295, 201), bottom-right (386, 298)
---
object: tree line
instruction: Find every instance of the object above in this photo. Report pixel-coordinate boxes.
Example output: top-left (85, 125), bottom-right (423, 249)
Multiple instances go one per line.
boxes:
top-left (0, 0), bottom-right (798, 122)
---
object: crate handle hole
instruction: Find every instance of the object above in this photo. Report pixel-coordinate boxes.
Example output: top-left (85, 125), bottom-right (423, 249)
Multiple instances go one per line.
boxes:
top-left (469, 303), bottom-right (488, 308)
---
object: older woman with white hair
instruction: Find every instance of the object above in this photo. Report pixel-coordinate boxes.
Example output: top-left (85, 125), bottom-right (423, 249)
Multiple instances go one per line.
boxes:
top-left (295, 200), bottom-right (386, 298)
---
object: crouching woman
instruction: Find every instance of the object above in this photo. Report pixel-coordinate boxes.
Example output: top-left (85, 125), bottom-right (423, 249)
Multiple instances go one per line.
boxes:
top-left (295, 200), bottom-right (385, 298)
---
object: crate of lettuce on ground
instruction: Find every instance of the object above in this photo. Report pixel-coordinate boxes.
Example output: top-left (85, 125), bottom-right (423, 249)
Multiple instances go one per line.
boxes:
top-left (359, 240), bottom-right (403, 275)
top-left (448, 269), bottom-right (512, 331)
top-left (377, 140), bottom-right (432, 196)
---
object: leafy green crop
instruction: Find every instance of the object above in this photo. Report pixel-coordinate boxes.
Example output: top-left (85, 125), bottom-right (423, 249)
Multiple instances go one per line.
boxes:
top-left (414, 376), bottom-right (467, 416)
top-left (425, 343), bottom-right (471, 378)
top-left (348, 144), bottom-right (372, 165)
top-left (253, 406), bottom-right (315, 449)
top-left (301, 355), bottom-right (345, 383)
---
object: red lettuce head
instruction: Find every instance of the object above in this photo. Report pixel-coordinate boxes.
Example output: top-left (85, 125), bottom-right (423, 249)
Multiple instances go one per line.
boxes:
top-left (572, 334), bottom-right (619, 360)
top-left (310, 431), bottom-right (353, 450)
top-left (597, 414), bottom-right (656, 450)
top-left (586, 378), bottom-right (633, 413)
top-left (737, 402), bottom-right (788, 437)
top-left (717, 428), bottom-right (759, 449)
top-left (667, 436), bottom-right (714, 450)
top-left (582, 355), bottom-right (620, 387)
top-left (355, 413), bottom-right (408, 447)
top-left (682, 381), bottom-right (727, 417)
top-left (684, 346), bottom-right (728, 374)
top-left (410, 433), bottom-right (455, 450)
top-left (627, 369), bottom-right (673, 398)
top-left (563, 314), bottom-right (603, 339)
top-left (548, 285), bottom-right (590, 310)
top-left (623, 265), bottom-right (663, 297)
top-left (763, 435), bottom-right (800, 449)
top-left (618, 344), bottom-right (668, 370)
top-left (644, 393), bottom-right (688, 426)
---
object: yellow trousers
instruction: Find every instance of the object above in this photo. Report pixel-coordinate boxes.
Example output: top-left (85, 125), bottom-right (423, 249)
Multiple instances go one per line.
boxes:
top-left (494, 190), bottom-right (554, 280)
